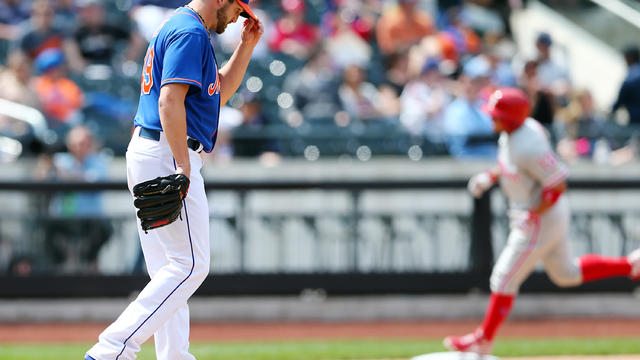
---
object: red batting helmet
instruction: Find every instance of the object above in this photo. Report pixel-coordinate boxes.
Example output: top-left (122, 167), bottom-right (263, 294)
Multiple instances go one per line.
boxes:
top-left (482, 87), bottom-right (531, 132)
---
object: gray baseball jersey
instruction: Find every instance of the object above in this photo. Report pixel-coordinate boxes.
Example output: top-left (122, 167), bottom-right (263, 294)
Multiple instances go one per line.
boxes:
top-left (490, 118), bottom-right (581, 294)
top-left (497, 118), bottom-right (568, 210)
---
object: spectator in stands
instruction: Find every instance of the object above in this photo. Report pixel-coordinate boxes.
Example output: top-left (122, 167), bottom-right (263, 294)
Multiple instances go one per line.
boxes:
top-left (338, 64), bottom-right (384, 120)
top-left (438, 6), bottom-right (482, 61)
top-left (384, 50), bottom-right (411, 93)
top-left (0, 50), bottom-right (39, 155)
top-left (0, 50), bottom-right (38, 107)
top-left (0, 0), bottom-right (31, 40)
top-left (376, 83), bottom-right (402, 121)
top-left (555, 89), bottom-right (607, 163)
top-left (436, 31), bottom-right (461, 67)
top-left (533, 32), bottom-right (571, 103)
top-left (268, 0), bottom-right (319, 60)
top-left (54, 0), bottom-right (78, 30)
top-left (459, 0), bottom-right (506, 40)
top-left (325, 7), bottom-right (372, 70)
top-left (375, 0), bottom-right (434, 56)
top-left (127, 0), bottom-right (184, 42)
top-left (485, 41), bottom-right (517, 87)
top-left (36, 125), bottom-right (111, 273)
top-left (443, 57), bottom-right (496, 158)
top-left (518, 59), bottom-right (554, 126)
top-left (400, 58), bottom-right (450, 143)
top-left (15, 0), bottom-right (85, 73)
top-left (32, 48), bottom-right (84, 126)
top-left (232, 99), bottom-right (281, 157)
top-left (406, 35), bottom-right (451, 78)
top-left (557, 89), bottom-right (606, 142)
top-left (283, 48), bottom-right (341, 120)
top-left (322, 0), bottom-right (377, 42)
top-left (612, 45), bottom-right (640, 125)
top-left (73, 0), bottom-right (145, 66)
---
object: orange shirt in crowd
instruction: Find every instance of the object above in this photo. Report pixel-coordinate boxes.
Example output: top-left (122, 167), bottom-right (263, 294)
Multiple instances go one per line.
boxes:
top-left (376, 6), bottom-right (434, 55)
top-left (33, 75), bottom-right (84, 123)
top-left (438, 29), bottom-right (481, 65)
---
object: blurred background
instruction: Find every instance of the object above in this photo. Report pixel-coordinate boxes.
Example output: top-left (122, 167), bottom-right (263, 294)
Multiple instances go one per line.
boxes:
top-left (0, 0), bottom-right (640, 323)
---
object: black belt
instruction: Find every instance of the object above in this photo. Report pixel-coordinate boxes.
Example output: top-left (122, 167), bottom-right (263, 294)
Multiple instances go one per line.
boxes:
top-left (138, 127), bottom-right (203, 153)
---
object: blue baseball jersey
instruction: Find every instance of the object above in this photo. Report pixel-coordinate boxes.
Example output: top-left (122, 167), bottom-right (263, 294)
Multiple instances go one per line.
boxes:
top-left (134, 7), bottom-right (221, 152)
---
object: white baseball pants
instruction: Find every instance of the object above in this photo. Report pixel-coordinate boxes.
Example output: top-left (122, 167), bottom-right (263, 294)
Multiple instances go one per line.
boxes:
top-left (490, 196), bottom-right (582, 294)
top-left (87, 127), bottom-right (210, 360)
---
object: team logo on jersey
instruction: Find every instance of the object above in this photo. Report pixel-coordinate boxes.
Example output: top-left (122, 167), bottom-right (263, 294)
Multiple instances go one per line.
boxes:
top-left (208, 72), bottom-right (220, 96)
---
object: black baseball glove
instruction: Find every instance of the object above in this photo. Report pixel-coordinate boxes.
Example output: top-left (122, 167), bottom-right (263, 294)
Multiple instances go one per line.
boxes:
top-left (133, 174), bottom-right (190, 231)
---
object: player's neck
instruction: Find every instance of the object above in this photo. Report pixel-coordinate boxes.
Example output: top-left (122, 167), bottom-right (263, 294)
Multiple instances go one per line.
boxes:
top-left (186, 0), bottom-right (214, 30)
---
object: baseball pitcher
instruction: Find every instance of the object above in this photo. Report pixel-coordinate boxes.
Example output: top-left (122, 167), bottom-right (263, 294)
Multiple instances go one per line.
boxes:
top-left (85, 1), bottom-right (263, 359)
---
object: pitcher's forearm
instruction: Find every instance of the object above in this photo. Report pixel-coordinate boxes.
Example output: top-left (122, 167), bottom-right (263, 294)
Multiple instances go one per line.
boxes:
top-left (219, 41), bottom-right (255, 106)
top-left (159, 84), bottom-right (191, 176)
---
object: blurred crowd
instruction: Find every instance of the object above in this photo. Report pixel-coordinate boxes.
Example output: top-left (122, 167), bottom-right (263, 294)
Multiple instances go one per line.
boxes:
top-left (0, 0), bottom-right (637, 165)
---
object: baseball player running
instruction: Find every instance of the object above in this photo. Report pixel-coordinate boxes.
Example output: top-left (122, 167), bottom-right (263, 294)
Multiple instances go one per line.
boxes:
top-left (85, 1), bottom-right (262, 359)
top-left (444, 87), bottom-right (640, 356)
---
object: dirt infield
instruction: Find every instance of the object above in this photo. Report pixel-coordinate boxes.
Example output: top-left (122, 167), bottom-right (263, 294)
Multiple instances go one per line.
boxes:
top-left (1, 318), bottom-right (640, 343)
top-left (1, 319), bottom-right (639, 359)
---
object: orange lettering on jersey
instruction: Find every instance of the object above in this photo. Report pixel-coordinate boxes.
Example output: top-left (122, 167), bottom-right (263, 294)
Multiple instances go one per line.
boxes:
top-left (208, 72), bottom-right (220, 96)
top-left (141, 48), bottom-right (154, 95)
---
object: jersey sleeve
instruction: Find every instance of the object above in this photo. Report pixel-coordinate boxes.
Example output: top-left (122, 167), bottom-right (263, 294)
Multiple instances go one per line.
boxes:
top-left (520, 147), bottom-right (568, 188)
top-left (161, 32), bottom-right (207, 90)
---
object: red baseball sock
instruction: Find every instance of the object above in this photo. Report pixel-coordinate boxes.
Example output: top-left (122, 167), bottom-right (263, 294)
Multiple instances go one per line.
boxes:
top-left (579, 254), bottom-right (631, 283)
top-left (480, 292), bottom-right (514, 341)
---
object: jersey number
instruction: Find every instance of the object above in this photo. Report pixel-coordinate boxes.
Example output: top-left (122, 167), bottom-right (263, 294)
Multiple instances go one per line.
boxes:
top-left (537, 151), bottom-right (557, 172)
top-left (141, 47), bottom-right (154, 95)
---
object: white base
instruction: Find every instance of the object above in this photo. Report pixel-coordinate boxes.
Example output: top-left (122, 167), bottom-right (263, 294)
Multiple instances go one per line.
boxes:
top-left (412, 352), bottom-right (499, 360)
